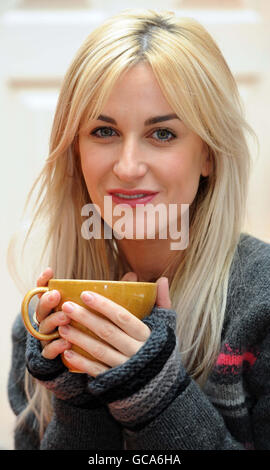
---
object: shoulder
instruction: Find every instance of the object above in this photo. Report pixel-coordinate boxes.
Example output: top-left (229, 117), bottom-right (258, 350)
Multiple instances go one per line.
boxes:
top-left (236, 232), bottom-right (270, 270)
top-left (229, 232), bottom-right (270, 298)
top-left (224, 233), bottom-right (270, 345)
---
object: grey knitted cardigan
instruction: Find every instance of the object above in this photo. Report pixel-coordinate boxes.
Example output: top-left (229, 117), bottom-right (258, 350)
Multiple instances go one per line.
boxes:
top-left (8, 233), bottom-right (270, 450)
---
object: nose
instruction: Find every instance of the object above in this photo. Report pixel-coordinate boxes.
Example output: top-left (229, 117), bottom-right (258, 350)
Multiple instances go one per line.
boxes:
top-left (113, 137), bottom-right (147, 182)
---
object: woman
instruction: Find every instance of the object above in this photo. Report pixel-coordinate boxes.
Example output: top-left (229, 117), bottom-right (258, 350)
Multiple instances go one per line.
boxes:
top-left (8, 9), bottom-right (270, 450)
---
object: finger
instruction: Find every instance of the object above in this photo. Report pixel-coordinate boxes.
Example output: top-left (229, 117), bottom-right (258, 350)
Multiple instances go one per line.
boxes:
top-left (120, 271), bottom-right (138, 282)
top-left (59, 324), bottom-right (129, 368)
top-left (41, 338), bottom-right (72, 360)
top-left (79, 292), bottom-right (150, 342)
top-left (39, 311), bottom-right (70, 335)
top-left (61, 302), bottom-right (147, 357)
top-left (39, 310), bottom-right (70, 350)
top-left (63, 349), bottom-right (110, 377)
top-left (155, 277), bottom-right (172, 309)
top-left (36, 267), bottom-right (54, 299)
top-left (36, 289), bottom-right (61, 323)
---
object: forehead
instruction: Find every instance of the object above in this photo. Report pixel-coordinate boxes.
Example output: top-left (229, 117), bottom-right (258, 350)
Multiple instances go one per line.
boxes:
top-left (79, 62), bottom-right (180, 132)
top-left (101, 62), bottom-right (174, 113)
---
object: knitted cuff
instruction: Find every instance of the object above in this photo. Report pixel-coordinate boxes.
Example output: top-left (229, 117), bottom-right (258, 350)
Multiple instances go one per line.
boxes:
top-left (88, 307), bottom-right (190, 430)
top-left (43, 372), bottom-right (103, 409)
top-left (25, 326), bottom-right (66, 381)
top-left (25, 325), bottom-right (101, 409)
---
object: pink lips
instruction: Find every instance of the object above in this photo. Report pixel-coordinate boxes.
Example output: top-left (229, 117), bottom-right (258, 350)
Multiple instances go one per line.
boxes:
top-left (107, 189), bottom-right (159, 207)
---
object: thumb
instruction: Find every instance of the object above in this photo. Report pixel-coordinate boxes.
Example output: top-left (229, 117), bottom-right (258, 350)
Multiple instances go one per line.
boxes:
top-left (155, 277), bottom-right (172, 309)
top-left (120, 271), bottom-right (138, 282)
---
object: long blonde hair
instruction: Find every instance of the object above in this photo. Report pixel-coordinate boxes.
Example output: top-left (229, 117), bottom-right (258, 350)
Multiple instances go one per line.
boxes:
top-left (8, 9), bottom-right (257, 439)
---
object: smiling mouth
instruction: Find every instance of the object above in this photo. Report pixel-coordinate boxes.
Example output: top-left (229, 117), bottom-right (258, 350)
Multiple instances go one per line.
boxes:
top-left (113, 193), bottom-right (149, 199)
top-left (107, 191), bottom-right (159, 206)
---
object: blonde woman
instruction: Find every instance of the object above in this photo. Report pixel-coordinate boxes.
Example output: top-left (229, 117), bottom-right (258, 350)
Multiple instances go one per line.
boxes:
top-left (8, 9), bottom-right (270, 450)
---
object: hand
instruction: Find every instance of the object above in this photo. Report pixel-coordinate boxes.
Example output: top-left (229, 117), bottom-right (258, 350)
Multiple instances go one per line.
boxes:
top-left (59, 273), bottom-right (171, 377)
top-left (35, 267), bottom-right (72, 358)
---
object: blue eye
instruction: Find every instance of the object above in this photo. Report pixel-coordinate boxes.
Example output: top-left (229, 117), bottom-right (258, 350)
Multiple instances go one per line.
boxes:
top-left (91, 127), bottom-right (117, 138)
top-left (90, 126), bottom-right (176, 143)
top-left (152, 128), bottom-right (176, 142)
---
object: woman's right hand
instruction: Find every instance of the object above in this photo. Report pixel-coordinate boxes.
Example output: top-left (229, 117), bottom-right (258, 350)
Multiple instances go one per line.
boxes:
top-left (35, 267), bottom-right (72, 359)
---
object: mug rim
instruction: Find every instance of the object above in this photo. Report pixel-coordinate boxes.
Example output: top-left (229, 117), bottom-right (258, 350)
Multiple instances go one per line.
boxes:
top-left (48, 279), bottom-right (156, 286)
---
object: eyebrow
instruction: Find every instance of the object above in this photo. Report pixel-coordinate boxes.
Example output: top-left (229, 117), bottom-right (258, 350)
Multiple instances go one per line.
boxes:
top-left (97, 113), bottom-right (180, 126)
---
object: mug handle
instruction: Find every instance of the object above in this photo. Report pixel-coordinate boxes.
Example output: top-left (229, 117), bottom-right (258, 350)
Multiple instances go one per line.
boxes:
top-left (21, 287), bottom-right (60, 341)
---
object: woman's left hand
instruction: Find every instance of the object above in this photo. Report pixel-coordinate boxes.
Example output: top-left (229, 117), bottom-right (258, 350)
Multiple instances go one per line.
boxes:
top-left (59, 273), bottom-right (171, 377)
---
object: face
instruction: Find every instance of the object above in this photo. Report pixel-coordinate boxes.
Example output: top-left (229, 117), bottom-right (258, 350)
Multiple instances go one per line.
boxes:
top-left (78, 62), bottom-right (211, 241)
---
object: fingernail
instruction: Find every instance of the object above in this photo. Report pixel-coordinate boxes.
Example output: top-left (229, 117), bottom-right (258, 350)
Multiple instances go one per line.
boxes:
top-left (48, 290), bottom-right (58, 301)
top-left (81, 292), bottom-right (94, 303)
top-left (64, 349), bottom-right (73, 358)
top-left (62, 302), bottom-right (74, 313)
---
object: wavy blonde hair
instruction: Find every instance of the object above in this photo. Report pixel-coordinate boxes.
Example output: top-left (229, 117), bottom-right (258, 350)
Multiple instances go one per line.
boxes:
top-left (8, 9), bottom-right (257, 439)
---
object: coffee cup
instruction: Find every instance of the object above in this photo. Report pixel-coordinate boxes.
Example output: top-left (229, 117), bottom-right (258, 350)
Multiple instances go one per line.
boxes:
top-left (21, 279), bottom-right (157, 372)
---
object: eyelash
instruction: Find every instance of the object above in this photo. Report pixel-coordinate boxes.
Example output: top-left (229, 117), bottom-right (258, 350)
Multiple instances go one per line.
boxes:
top-left (90, 126), bottom-right (177, 143)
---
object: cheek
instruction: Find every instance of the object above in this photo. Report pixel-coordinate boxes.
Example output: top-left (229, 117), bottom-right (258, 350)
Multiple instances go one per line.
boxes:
top-left (80, 150), bottom-right (105, 193)
top-left (80, 162), bottom-right (95, 197)
top-left (167, 154), bottom-right (202, 203)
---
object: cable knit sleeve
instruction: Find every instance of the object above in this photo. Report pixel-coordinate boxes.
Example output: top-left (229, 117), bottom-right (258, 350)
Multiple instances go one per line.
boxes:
top-left (88, 306), bottom-right (245, 450)
top-left (88, 306), bottom-right (190, 430)
top-left (8, 313), bottom-right (124, 450)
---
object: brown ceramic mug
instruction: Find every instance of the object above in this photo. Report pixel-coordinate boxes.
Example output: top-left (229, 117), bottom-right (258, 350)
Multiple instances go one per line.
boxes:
top-left (21, 279), bottom-right (157, 372)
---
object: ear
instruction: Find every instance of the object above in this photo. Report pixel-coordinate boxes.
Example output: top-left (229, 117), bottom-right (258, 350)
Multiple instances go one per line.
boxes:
top-left (201, 143), bottom-right (212, 177)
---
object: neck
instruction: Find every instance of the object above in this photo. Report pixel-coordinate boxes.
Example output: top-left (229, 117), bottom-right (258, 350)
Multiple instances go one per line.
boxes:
top-left (116, 237), bottom-right (183, 282)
